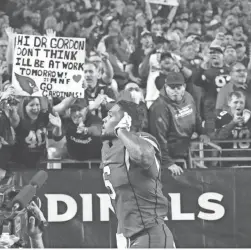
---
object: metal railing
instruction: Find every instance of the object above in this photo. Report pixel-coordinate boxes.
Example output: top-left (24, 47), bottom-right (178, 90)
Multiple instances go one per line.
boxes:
top-left (189, 139), bottom-right (251, 168)
top-left (5, 139), bottom-right (251, 170)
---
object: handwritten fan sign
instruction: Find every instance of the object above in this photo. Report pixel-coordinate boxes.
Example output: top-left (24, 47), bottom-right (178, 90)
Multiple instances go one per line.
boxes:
top-left (12, 35), bottom-right (86, 98)
top-left (146, 0), bottom-right (179, 6)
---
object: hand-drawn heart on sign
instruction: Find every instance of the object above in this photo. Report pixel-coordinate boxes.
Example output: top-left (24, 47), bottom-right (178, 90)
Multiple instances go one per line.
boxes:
top-left (73, 75), bottom-right (82, 83)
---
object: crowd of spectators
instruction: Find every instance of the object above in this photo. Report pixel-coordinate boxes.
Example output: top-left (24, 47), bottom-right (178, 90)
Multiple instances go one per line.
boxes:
top-left (0, 0), bottom-right (251, 171)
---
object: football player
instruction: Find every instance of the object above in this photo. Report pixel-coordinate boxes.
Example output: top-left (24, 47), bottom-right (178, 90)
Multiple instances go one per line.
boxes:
top-left (101, 100), bottom-right (175, 248)
top-left (194, 45), bottom-right (231, 134)
top-left (214, 91), bottom-right (251, 166)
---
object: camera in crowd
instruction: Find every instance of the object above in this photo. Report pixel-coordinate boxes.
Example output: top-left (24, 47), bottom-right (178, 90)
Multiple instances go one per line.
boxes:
top-left (0, 171), bottom-right (48, 248)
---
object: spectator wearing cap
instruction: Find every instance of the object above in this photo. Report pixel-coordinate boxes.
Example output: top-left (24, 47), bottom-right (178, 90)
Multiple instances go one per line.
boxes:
top-left (149, 72), bottom-right (209, 176)
top-left (155, 52), bottom-right (193, 94)
top-left (193, 44), bottom-right (231, 134)
top-left (224, 45), bottom-right (237, 68)
top-left (58, 104), bottom-right (102, 161)
top-left (216, 62), bottom-right (251, 114)
top-left (139, 35), bottom-right (170, 108)
top-left (155, 52), bottom-right (176, 92)
top-left (126, 30), bottom-right (153, 87)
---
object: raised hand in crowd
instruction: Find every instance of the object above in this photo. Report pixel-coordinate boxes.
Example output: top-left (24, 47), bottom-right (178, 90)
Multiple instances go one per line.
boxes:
top-left (168, 164), bottom-right (184, 176)
top-left (5, 27), bottom-right (15, 40)
top-left (46, 29), bottom-right (56, 37)
top-left (89, 94), bottom-right (107, 111)
top-left (76, 120), bottom-right (85, 134)
top-left (199, 134), bottom-right (210, 145)
top-left (27, 201), bottom-right (45, 248)
top-left (100, 51), bottom-right (110, 62)
top-left (233, 113), bottom-right (244, 126)
top-left (49, 113), bottom-right (62, 128)
top-left (0, 85), bottom-right (15, 101)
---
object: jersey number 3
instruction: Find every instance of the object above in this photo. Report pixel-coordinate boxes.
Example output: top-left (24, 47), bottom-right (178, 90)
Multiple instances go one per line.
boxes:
top-left (103, 166), bottom-right (116, 200)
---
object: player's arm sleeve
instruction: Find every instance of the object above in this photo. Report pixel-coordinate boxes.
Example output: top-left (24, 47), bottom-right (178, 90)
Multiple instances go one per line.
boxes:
top-left (117, 130), bottom-right (156, 170)
top-left (149, 104), bottom-right (174, 168)
top-left (212, 114), bottom-right (236, 140)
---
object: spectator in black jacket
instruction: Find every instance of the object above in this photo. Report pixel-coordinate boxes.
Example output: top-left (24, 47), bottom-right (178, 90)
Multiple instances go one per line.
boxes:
top-left (149, 72), bottom-right (209, 175)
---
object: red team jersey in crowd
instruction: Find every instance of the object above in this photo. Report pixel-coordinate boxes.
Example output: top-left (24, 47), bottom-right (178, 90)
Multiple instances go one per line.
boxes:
top-left (101, 132), bottom-right (168, 238)
top-left (215, 111), bottom-right (251, 163)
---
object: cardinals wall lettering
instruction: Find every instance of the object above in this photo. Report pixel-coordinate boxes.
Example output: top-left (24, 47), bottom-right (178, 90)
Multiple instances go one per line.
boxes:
top-left (12, 34), bottom-right (86, 98)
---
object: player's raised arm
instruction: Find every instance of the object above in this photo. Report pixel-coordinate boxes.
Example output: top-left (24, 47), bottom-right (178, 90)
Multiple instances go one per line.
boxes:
top-left (102, 100), bottom-right (158, 170)
top-left (117, 128), bottom-right (155, 169)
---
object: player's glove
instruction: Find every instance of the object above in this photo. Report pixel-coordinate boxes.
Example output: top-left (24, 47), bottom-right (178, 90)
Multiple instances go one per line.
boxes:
top-left (114, 112), bottom-right (132, 137)
top-left (116, 233), bottom-right (127, 249)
